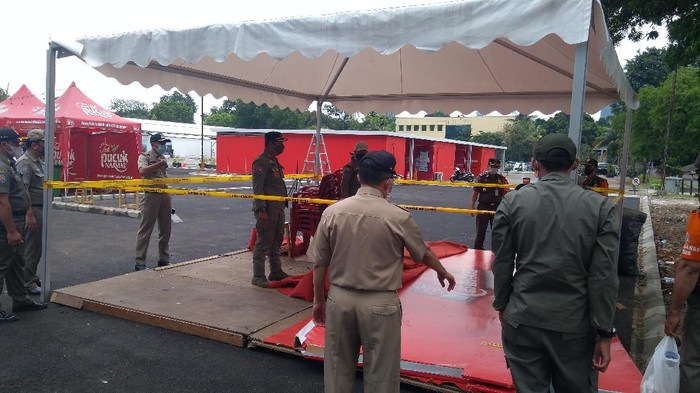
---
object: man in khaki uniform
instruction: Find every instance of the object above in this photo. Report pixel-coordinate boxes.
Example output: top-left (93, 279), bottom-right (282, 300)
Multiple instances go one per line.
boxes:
top-left (309, 150), bottom-right (456, 393)
top-left (16, 129), bottom-right (45, 295)
top-left (492, 134), bottom-right (619, 392)
top-left (251, 131), bottom-right (289, 288)
top-left (0, 128), bottom-right (47, 323)
top-left (135, 133), bottom-right (172, 271)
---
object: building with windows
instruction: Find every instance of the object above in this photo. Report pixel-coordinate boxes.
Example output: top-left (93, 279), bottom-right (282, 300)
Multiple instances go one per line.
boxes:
top-left (395, 115), bottom-right (515, 139)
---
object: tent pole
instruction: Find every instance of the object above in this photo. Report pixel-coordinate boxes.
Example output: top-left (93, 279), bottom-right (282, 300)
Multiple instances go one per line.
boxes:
top-left (568, 41), bottom-right (589, 182)
top-left (409, 139), bottom-right (415, 180)
top-left (617, 108), bottom-right (633, 223)
top-left (40, 44), bottom-right (59, 303)
top-left (315, 100), bottom-right (321, 177)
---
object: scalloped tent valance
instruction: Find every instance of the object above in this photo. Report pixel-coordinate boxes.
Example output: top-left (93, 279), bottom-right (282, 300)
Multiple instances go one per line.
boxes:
top-left (52, 0), bottom-right (637, 115)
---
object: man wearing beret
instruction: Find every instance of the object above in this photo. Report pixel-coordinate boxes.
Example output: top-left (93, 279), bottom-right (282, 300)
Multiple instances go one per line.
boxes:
top-left (308, 150), bottom-right (456, 393)
top-left (134, 133), bottom-right (172, 271)
top-left (0, 128), bottom-right (47, 322)
top-left (491, 134), bottom-right (619, 391)
top-left (251, 131), bottom-right (290, 288)
top-left (665, 152), bottom-right (700, 393)
top-left (16, 129), bottom-right (46, 295)
top-left (340, 141), bottom-right (368, 198)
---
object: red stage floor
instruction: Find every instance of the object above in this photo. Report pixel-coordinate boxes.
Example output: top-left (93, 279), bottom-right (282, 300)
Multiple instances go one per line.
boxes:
top-left (264, 248), bottom-right (643, 392)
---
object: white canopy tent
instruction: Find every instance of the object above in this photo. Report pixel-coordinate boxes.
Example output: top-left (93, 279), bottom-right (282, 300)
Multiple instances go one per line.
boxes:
top-left (39, 0), bottom-right (637, 299)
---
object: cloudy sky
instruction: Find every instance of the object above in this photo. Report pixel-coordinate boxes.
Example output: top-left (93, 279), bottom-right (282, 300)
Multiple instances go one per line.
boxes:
top-left (1, 0), bottom-right (668, 118)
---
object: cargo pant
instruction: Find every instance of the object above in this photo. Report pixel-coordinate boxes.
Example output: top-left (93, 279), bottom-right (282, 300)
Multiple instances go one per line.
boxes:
top-left (680, 294), bottom-right (700, 393)
top-left (135, 192), bottom-right (172, 264)
top-left (1, 216), bottom-right (32, 308)
top-left (324, 285), bottom-right (402, 393)
top-left (23, 205), bottom-right (42, 290)
top-left (252, 208), bottom-right (285, 278)
top-left (501, 322), bottom-right (598, 393)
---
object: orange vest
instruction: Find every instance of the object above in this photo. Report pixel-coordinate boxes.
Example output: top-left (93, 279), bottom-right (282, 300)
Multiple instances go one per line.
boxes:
top-left (681, 209), bottom-right (700, 262)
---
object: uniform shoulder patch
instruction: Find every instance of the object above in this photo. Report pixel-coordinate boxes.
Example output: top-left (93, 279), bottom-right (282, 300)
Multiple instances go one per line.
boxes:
top-left (0, 173), bottom-right (7, 184)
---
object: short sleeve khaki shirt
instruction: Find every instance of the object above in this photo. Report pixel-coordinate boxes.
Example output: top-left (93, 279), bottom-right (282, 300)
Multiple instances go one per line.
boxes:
top-left (137, 150), bottom-right (168, 189)
top-left (308, 186), bottom-right (427, 291)
top-left (16, 152), bottom-right (44, 206)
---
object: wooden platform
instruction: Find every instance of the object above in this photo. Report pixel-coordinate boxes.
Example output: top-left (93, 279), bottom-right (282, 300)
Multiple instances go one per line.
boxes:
top-left (51, 249), bottom-right (313, 347)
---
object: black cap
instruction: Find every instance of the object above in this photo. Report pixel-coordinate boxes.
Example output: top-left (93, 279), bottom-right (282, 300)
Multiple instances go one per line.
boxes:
top-left (264, 131), bottom-right (288, 143)
top-left (533, 134), bottom-right (577, 164)
top-left (0, 128), bottom-right (20, 142)
top-left (150, 133), bottom-right (171, 143)
top-left (360, 150), bottom-right (398, 178)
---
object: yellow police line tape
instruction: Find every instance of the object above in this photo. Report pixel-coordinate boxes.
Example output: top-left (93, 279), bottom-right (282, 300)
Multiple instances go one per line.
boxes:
top-left (45, 176), bottom-right (622, 196)
top-left (112, 186), bottom-right (487, 215)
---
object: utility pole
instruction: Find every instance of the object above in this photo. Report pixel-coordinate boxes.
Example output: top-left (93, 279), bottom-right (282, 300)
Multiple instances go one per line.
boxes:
top-left (201, 95), bottom-right (205, 170)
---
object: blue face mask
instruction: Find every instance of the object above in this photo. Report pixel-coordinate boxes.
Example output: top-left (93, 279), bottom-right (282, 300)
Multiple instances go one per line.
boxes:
top-left (156, 144), bottom-right (167, 155)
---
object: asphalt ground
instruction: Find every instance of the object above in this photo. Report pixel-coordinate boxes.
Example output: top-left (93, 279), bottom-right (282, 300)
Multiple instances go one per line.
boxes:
top-left (0, 169), bottom-right (639, 392)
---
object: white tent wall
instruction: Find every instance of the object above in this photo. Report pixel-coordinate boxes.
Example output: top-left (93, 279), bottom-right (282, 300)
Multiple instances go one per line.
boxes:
top-left (39, 0), bottom-right (638, 300)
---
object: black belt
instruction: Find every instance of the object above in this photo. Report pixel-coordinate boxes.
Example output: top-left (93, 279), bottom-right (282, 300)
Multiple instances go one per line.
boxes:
top-left (12, 210), bottom-right (26, 216)
top-left (31, 204), bottom-right (43, 207)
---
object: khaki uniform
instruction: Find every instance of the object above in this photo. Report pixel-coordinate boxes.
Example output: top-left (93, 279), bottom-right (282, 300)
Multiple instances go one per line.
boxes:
top-left (491, 172), bottom-right (619, 391)
top-left (340, 158), bottom-right (361, 198)
top-left (16, 151), bottom-right (44, 290)
top-left (472, 171), bottom-right (508, 249)
top-left (251, 151), bottom-right (287, 279)
top-left (135, 150), bottom-right (171, 265)
top-left (307, 187), bottom-right (427, 393)
top-left (0, 155), bottom-right (32, 307)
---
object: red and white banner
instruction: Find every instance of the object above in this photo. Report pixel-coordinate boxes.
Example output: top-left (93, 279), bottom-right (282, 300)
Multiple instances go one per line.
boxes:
top-left (87, 132), bottom-right (140, 180)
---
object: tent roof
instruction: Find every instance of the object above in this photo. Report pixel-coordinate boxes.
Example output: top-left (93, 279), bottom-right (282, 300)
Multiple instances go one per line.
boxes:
top-left (0, 85), bottom-right (45, 120)
top-left (54, 0), bottom-right (637, 115)
top-left (54, 82), bottom-right (141, 132)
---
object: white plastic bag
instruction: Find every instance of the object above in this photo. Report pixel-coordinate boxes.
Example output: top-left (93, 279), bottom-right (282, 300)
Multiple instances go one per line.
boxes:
top-left (640, 336), bottom-right (680, 393)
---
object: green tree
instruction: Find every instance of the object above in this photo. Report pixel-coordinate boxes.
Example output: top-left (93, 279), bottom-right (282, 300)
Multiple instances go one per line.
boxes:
top-left (630, 66), bottom-right (700, 175)
top-left (321, 103), bottom-right (361, 130)
top-left (150, 91), bottom-right (197, 123)
top-left (502, 117), bottom-right (543, 162)
top-left (624, 48), bottom-right (671, 91)
top-left (205, 112), bottom-right (236, 127)
top-left (110, 99), bottom-right (150, 119)
top-left (360, 111), bottom-right (395, 131)
top-left (149, 101), bottom-right (194, 123)
top-left (470, 131), bottom-right (504, 146)
top-left (0, 86), bottom-right (8, 102)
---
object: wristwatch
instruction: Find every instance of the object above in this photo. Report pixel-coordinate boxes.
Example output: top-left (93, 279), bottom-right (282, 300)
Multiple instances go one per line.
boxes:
top-left (597, 327), bottom-right (617, 339)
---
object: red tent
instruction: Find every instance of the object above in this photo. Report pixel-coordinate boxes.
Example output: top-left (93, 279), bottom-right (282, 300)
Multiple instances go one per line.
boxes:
top-left (0, 84), bottom-right (46, 133)
top-left (53, 82), bottom-right (142, 181)
top-left (0, 83), bottom-right (142, 181)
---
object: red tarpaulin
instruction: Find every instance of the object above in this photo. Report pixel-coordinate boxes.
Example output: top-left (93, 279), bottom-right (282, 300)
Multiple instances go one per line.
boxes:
top-left (264, 244), bottom-right (643, 393)
top-left (0, 83), bottom-right (142, 181)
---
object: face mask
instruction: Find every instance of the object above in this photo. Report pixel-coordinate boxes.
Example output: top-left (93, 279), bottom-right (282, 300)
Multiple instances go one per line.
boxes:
top-left (584, 167), bottom-right (593, 176)
top-left (355, 153), bottom-right (366, 161)
top-left (489, 168), bottom-right (499, 175)
top-left (156, 144), bottom-right (167, 155)
top-left (275, 143), bottom-right (285, 155)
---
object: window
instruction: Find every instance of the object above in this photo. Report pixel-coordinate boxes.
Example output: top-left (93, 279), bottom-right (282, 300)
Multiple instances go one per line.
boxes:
top-left (421, 125), bottom-right (427, 131)
top-left (429, 125), bottom-right (435, 131)
top-left (438, 125), bottom-right (443, 131)
top-left (399, 125), bottom-right (404, 131)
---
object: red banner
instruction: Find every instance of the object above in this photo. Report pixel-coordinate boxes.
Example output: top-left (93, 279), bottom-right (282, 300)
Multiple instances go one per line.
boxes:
top-left (87, 132), bottom-right (140, 180)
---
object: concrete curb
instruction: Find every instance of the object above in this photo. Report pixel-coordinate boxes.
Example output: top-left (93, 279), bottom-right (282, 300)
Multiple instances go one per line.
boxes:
top-left (633, 195), bottom-right (665, 368)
